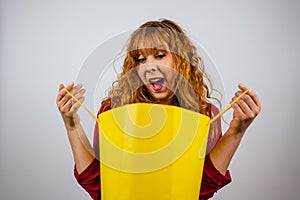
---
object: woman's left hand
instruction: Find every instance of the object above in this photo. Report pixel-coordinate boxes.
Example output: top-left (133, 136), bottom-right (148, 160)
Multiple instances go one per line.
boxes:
top-left (209, 84), bottom-right (261, 175)
top-left (229, 84), bottom-right (261, 135)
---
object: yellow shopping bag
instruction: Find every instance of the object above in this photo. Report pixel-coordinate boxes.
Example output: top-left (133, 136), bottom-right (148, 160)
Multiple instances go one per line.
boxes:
top-left (98, 103), bottom-right (210, 200)
top-left (63, 87), bottom-right (249, 200)
top-left (64, 88), bottom-right (249, 200)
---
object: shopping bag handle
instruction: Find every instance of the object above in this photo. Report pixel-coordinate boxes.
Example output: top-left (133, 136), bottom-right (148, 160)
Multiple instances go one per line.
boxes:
top-left (64, 87), bottom-right (249, 125)
top-left (64, 87), bottom-right (99, 123)
top-left (209, 88), bottom-right (249, 124)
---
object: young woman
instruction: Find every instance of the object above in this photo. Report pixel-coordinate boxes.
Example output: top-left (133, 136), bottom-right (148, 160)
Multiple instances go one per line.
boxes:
top-left (56, 19), bottom-right (261, 199)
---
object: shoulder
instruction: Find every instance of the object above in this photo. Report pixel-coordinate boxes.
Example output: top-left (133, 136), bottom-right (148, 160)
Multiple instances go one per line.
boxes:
top-left (208, 102), bottom-right (220, 118)
top-left (97, 98), bottom-right (112, 116)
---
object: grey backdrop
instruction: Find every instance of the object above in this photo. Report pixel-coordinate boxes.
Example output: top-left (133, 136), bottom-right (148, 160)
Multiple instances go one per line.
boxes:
top-left (1, 0), bottom-right (299, 199)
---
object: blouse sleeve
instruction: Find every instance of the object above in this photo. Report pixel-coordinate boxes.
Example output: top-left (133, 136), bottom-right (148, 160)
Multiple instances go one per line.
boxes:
top-left (74, 98), bottom-right (111, 200)
top-left (199, 103), bottom-right (232, 199)
top-left (74, 159), bottom-right (101, 200)
top-left (199, 154), bottom-right (231, 199)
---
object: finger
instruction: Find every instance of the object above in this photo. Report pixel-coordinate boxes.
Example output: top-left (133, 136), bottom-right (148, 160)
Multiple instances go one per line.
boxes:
top-left (57, 93), bottom-right (72, 110)
top-left (68, 84), bottom-right (85, 103)
top-left (63, 82), bottom-right (75, 96)
top-left (74, 88), bottom-right (86, 99)
top-left (60, 97), bottom-right (73, 114)
top-left (238, 84), bottom-right (261, 109)
top-left (237, 83), bottom-right (248, 92)
top-left (231, 102), bottom-right (246, 120)
top-left (57, 82), bottom-right (76, 108)
top-left (56, 83), bottom-right (66, 103)
top-left (241, 93), bottom-right (261, 116)
top-left (68, 96), bottom-right (85, 115)
top-left (59, 83), bottom-right (64, 91)
top-left (70, 83), bottom-right (83, 94)
top-left (61, 94), bottom-right (85, 116)
top-left (66, 83), bottom-right (83, 105)
top-left (234, 85), bottom-right (261, 119)
top-left (235, 98), bottom-right (256, 120)
top-left (71, 88), bottom-right (86, 105)
top-left (58, 85), bottom-right (75, 107)
top-left (57, 82), bottom-right (74, 102)
top-left (233, 90), bottom-right (259, 115)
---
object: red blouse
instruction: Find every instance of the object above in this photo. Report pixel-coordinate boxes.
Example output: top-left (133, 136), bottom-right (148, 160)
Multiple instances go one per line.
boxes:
top-left (74, 101), bottom-right (231, 200)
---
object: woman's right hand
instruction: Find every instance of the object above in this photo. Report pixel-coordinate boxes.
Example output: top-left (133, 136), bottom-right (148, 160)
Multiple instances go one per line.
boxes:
top-left (56, 82), bottom-right (95, 172)
top-left (56, 82), bottom-right (86, 130)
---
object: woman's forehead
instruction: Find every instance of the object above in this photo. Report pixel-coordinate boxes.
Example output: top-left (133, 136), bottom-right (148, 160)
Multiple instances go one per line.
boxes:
top-left (131, 29), bottom-right (169, 48)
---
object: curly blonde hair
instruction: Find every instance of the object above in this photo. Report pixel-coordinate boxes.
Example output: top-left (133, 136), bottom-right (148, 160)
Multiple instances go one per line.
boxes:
top-left (108, 19), bottom-right (214, 117)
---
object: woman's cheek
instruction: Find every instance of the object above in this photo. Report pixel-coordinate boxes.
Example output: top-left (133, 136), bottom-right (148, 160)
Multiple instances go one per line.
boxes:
top-left (136, 67), bottom-right (145, 83)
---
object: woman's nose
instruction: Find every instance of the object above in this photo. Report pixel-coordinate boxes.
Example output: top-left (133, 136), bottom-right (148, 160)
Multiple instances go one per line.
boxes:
top-left (144, 56), bottom-right (158, 72)
top-left (144, 63), bottom-right (158, 72)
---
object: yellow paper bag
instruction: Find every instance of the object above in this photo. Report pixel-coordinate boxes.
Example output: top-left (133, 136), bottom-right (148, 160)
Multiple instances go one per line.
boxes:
top-left (98, 103), bottom-right (210, 200)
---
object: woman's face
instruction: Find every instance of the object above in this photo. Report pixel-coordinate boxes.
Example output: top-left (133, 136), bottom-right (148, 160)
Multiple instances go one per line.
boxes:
top-left (136, 49), bottom-right (177, 104)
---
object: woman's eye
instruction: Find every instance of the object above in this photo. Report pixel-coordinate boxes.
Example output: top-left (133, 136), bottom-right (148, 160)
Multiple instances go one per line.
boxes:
top-left (155, 54), bottom-right (165, 59)
top-left (137, 57), bottom-right (146, 63)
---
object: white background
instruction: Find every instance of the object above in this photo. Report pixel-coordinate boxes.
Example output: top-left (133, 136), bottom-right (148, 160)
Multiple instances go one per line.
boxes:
top-left (1, 0), bottom-right (299, 199)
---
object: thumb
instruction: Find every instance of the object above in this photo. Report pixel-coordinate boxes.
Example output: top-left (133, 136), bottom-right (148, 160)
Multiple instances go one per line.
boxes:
top-left (59, 83), bottom-right (64, 91)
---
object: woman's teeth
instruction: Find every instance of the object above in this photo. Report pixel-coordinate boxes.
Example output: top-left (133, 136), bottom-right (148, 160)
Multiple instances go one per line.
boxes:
top-left (149, 78), bottom-right (164, 84)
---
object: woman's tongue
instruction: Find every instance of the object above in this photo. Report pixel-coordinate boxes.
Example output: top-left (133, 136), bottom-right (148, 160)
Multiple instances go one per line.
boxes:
top-left (152, 83), bottom-right (164, 91)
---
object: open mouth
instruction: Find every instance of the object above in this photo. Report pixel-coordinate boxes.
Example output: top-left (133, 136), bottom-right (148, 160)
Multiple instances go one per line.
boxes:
top-left (149, 77), bottom-right (165, 91)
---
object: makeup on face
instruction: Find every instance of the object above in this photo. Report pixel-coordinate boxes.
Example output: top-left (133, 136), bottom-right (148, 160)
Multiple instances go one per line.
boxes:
top-left (136, 49), bottom-right (177, 104)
